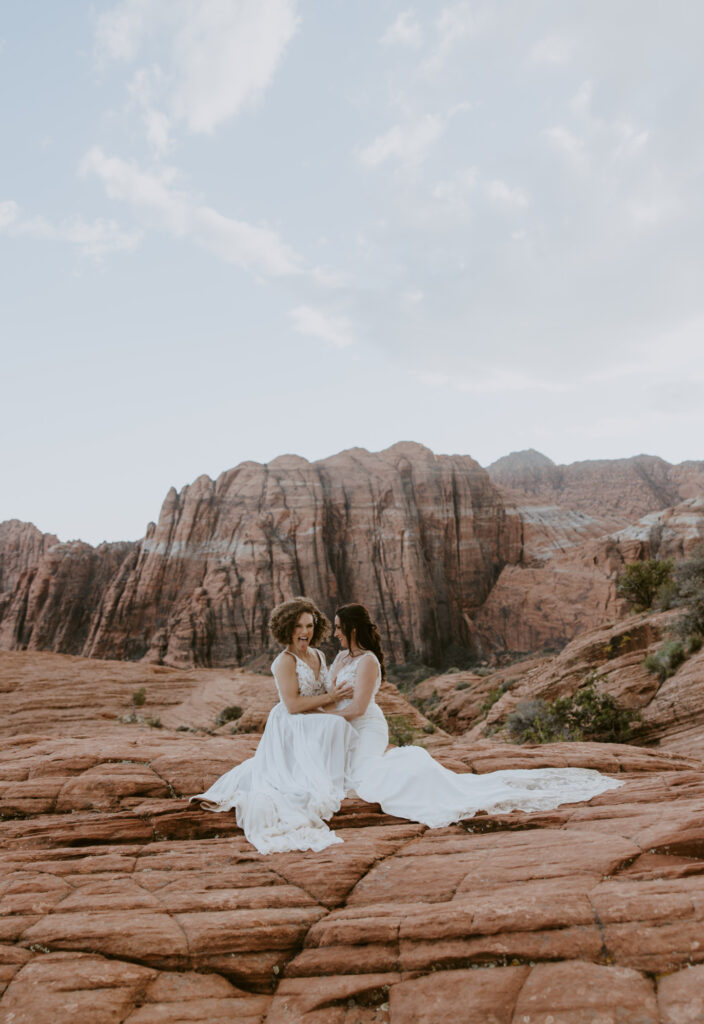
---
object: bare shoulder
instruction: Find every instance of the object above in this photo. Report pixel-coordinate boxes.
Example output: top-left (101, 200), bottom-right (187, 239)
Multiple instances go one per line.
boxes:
top-left (272, 650), bottom-right (297, 676)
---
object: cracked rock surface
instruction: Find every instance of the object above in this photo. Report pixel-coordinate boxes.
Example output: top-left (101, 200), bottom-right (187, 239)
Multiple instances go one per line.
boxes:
top-left (2, 650), bottom-right (704, 1023)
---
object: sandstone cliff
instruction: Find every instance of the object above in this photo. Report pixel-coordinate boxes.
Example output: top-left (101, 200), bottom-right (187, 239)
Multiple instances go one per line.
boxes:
top-left (488, 448), bottom-right (704, 523)
top-left (0, 444), bottom-right (517, 667)
top-left (2, 445), bottom-right (702, 667)
top-left (0, 520), bottom-right (58, 593)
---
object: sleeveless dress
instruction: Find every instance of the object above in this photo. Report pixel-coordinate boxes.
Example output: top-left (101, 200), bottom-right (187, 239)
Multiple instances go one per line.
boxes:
top-left (191, 649), bottom-right (358, 854)
top-left (331, 651), bottom-right (624, 827)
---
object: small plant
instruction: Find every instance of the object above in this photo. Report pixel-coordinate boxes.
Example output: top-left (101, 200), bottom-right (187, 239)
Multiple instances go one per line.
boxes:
top-left (455, 681), bottom-right (471, 691)
top-left (687, 633), bottom-right (703, 654)
top-left (644, 640), bottom-right (686, 682)
top-left (506, 682), bottom-right (639, 745)
top-left (671, 550), bottom-right (704, 639)
top-left (132, 687), bottom-right (146, 707)
top-left (144, 715), bottom-right (162, 729)
top-left (616, 559), bottom-right (674, 611)
top-left (215, 705), bottom-right (243, 727)
top-left (480, 681), bottom-right (512, 717)
top-left (386, 714), bottom-right (417, 747)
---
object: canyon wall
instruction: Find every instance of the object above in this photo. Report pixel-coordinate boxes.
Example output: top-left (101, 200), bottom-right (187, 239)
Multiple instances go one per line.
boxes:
top-left (0, 444), bottom-right (518, 667)
top-left (2, 445), bottom-right (702, 666)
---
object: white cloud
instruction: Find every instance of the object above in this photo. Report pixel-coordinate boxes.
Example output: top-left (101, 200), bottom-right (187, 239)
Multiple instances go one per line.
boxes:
top-left (570, 80), bottom-right (593, 116)
top-left (127, 67), bottom-right (173, 157)
top-left (95, 0), bottom-right (299, 135)
top-left (423, 1), bottom-right (489, 74)
top-left (529, 33), bottom-right (572, 66)
top-left (381, 11), bottom-right (423, 49)
top-left (0, 199), bottom-right (141, 257)
top-left (486, 179), bottom-right (529, 208)
top-left (290, 304), bottom-right (355, 348)
top-left (359, 114), bottom-right (445, 167)
top-left (543, 125), bottom-right (585, 163)
top-left (81, 146), bottom-right (300, 276)
top-left (431, 166), bottom-right (478, 214)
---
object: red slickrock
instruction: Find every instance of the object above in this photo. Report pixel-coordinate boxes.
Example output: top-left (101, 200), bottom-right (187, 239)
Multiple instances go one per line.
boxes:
top-left (2, 650), bottom-right (704, 1021)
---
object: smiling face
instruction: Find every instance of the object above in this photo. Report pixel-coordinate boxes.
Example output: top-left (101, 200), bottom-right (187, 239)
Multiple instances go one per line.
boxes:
top-left (334, 615), bottom-right (352, 650)
top-left (292, 612), bottom-right (315, 653)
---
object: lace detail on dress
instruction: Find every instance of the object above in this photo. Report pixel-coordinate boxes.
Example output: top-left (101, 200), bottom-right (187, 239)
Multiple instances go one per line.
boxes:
top-left (272, 650), bottom-right (330, 698)
top-left (330, 652), bottom-right (382, 706)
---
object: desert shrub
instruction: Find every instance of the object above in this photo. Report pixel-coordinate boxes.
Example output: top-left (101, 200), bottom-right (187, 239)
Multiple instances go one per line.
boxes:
top-left (644, 640), bottom-right (686, 682)
top-left (687, 633), bottom-right (703, 653)
top-left (215, 705), bottom-right (243, 727)
top-left (455, 681), bottom-right (471, 691)
top-left (386, 714), bottom-right (417, 747)
top-left (132, 687), bottom-right (146, 707)
top-left (144, 715), bottom-right (162, 729)
top-left (506, 682), bottom-right (639, 745)
top-left (671, 550), bottom-right (704, 638)
top-left (385, 662), bottom-right (435, 692)
top-left (480, 681), bottom-right (512, 716)
top-left (616, 559), bottom-right (674, 611)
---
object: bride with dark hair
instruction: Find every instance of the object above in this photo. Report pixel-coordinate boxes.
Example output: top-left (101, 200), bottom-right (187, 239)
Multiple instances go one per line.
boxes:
top-left (325, 603), bottom-right (623, 827)
top-left (193, 599), bottom-right (622, 854)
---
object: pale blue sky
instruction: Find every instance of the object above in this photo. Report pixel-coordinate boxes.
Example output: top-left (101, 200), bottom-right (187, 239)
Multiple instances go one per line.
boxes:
top-left (3, 1), bottom-right (703, 544)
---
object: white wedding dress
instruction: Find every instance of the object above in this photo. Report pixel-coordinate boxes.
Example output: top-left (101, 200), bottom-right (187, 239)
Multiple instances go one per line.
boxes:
top-left (191, 650), bottom-right (358, 854)
top-left (332, 651), bottom-right (624, 828)
top-left (192, 649), bottom-right (624, 855)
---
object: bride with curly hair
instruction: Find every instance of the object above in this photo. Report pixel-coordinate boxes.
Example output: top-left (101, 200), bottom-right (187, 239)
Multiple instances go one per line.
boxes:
top-left (191, 597), bottom-right (357, 854)
top-left (194, 599), bottom-right (623, 855)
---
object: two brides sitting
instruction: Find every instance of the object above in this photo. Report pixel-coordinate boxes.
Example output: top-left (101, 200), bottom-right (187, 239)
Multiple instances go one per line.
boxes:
top-left (193, 597), bottom-right (622, 855)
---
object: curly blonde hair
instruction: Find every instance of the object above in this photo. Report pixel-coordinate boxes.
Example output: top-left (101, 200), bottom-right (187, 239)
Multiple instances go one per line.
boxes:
top-left (269, 597), bottom-right (331, 646)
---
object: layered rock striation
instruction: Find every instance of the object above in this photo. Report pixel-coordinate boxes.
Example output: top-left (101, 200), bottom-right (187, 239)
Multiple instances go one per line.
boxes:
top-left (0, 444), bottom-right (517, 667)
top-left (487, 449), bottom-right (704, 523)
top-left (2, 445), bottom-right (702, 667)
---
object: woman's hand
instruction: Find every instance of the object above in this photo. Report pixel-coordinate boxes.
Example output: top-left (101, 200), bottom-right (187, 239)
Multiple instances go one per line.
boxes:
top-left (327, 678), bottom-right (354, 703)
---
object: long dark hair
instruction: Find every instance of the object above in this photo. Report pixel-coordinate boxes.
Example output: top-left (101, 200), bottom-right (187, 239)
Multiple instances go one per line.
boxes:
top-left (336, 603), bottom-right (386, 680)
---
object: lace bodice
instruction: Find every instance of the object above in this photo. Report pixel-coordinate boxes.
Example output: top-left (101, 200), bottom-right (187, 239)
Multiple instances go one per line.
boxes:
top-left (329, 651), bottom-right (382, 708)
top-left (272, 649), bottom-right (330, 699)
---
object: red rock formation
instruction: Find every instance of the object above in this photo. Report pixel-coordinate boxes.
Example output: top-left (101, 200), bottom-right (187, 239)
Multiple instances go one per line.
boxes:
top-left (2, 446), bottom-right (703, 668)
top-left (0, 444), bottom-right (517, 667)
top-left (0, 520), bottom-right (58, 593)
top-left (488, 449), bottom-right (704, 522)
top-left (0, 539), bottom-right (136, 656)
top-left (2, 648), bottom-right (704, 1021)
top-left (472, 497), bottom-right (704, 655)
top-left (429, 608), bottom-right (704, 761)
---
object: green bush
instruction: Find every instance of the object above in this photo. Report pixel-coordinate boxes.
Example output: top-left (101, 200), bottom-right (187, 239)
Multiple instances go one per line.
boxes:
top-left (386, 714), bottom-right (418, 746)
top-left (506, 682), bottom-right (639, 745)
top-left (671, 550), bottom-right (704, 638)
top-left (644, 640), bottom-right (686, 682)
top-left (616, 559), bottom-right (674, 611)
top-left (132, 687), bottom-right (146, 707)
top-left (215, 705), bottom-right (243, 727)
top-left (455, 681), bottom-right (471, 691)
top-left (480, 681), bottom-right (512, 716)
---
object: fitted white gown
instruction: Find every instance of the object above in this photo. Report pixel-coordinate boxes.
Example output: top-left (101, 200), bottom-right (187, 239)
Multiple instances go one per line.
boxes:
top-left (332, 651), bottom-right (624, 828)
top-left (193, 649), bottom-right (624, 855)
top-left (191, 650), bottom-right (358, 854)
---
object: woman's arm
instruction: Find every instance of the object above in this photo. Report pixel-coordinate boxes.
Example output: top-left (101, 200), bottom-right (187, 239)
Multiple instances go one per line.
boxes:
top-left (329, 654), bottom-right (378, 721)
top-left (275, 654), bottom-right (348, 714)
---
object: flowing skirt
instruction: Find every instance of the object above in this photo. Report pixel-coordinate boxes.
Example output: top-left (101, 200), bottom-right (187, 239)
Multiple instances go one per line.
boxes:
top-left (191, 704), bottom-right (358, 854)
top-left (349, 704), bottom-right (624, 828)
